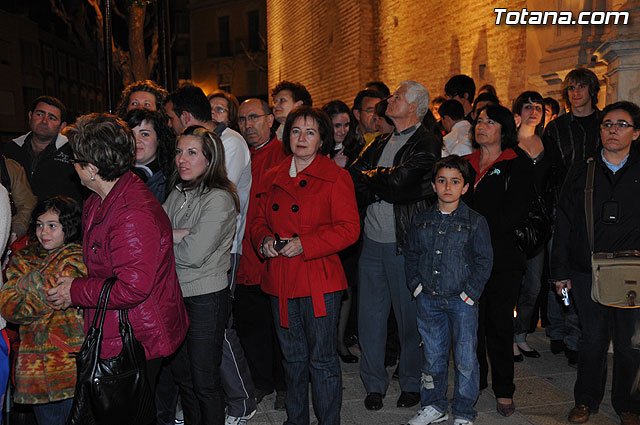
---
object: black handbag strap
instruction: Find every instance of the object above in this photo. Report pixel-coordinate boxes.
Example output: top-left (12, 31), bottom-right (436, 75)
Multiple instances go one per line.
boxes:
top-left (585, 158), bottom-right (596, 253)
top-left (90, 277), bottom-right (118, 331)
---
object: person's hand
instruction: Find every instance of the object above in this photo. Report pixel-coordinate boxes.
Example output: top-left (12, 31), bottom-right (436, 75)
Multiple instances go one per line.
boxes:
top-left (173, 228), bottom-right (190, 244)
top-left (46, 277), bottom-right (74, 310)
top-left (333, 148), bottom-right (348, 168)
top-left (261, 236), bottom-right (279, 258)
top-left (280, 237), bottom-right (303, 258)
top-left (554, 279), bottom-right (571, 295)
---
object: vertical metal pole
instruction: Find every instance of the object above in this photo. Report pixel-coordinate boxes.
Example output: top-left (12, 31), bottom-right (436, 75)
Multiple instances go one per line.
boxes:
top-left (103, 0), bottom-right (114, 113)
top-left (157, 0), bottom-right (168, 89)
top-left (162, 0), bottom-right (173, 91)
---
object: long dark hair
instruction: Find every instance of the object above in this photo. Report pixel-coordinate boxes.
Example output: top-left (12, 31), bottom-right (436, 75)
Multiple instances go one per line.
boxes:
top-left (124, 108), bottom-right (175, 178)
top-left (321, 100), bottom-right (359, 153)
top-left (170, 126), bottom-right (239, 211)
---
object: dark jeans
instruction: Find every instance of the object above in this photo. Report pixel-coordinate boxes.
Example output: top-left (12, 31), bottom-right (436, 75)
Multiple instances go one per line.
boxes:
top-left (32, 398), bottom-right (73, 425)
top-left (271, 292), bottom-right (342, 425)
top-left (514, 250), bottom-right (544, 341)
top-left (418, 294), bottom-right (479, 421)
top-left (477, 269), bottom-right (522, 399)
top-left (234, 284), bottom-right (286, 393)
top-left (571, 272), bottom-right (640, 414)
top-left (172, 290), bottom-right (229, 425)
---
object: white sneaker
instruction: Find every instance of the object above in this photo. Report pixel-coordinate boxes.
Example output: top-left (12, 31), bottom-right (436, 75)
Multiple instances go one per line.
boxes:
top-left (407, 405), bottom-right (449, 425)
top-left (454, 419), bottom-right (474, 425)
top-left (225, 409), bottom-right (256, 425)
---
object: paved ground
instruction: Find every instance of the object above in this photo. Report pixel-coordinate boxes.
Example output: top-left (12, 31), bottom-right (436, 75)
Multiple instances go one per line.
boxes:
top-left (250, 328), bottom-right (619, 424)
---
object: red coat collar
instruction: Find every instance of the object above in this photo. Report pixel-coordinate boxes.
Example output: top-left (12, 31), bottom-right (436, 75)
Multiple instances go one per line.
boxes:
top-left (466, 148), bottom-right (517, 185)
top-left (265, 154), bottom-right (342, 193)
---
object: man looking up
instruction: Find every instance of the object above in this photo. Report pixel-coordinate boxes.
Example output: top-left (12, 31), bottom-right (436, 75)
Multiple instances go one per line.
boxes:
top-left (350, 80), bottom-right (441, 412)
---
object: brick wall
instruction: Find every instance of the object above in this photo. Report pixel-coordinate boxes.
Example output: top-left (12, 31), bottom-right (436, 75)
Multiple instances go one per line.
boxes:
top-left (267, 0), bottom-right (528, 108)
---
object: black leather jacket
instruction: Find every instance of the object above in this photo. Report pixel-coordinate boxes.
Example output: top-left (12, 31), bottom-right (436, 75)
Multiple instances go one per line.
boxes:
top-left (348, 124), bottom-right (441, 255)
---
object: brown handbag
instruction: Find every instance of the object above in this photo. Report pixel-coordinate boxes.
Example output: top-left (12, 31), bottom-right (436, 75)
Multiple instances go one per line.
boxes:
top-left (586, 159), bottom-right (640, 308)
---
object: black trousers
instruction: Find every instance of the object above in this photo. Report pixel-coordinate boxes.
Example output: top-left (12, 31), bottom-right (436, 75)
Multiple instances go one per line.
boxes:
top-left (233, 284), bottom-right (286, 393)
top-left (571, 272), bottom-right (640, 414)
top-left (477, 269), bottom-right (523, 399)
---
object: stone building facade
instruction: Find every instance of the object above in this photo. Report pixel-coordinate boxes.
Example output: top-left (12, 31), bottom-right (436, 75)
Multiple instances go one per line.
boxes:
top-left (266, 0), bottom-right (640, 109)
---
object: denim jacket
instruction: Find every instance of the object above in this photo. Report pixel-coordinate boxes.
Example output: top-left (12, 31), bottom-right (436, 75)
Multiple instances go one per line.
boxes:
top-left (405, 201), bottom-right (493, 303)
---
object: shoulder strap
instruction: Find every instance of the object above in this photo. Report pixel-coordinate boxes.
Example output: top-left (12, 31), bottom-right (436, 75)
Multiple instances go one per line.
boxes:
top-left (585, 158), bottom-right (596, 252)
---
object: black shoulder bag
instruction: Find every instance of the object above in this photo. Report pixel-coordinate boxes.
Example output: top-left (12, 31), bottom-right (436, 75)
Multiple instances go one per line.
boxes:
top-left (67, 277), bottom-right (156, 425)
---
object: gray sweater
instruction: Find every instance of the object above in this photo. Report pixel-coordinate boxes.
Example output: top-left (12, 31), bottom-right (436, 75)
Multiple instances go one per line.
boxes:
top-left (163, 186), bottom-right (236, 298)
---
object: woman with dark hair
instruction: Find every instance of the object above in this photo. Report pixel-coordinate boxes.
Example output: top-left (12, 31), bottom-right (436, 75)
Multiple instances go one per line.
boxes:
top-left (322, 100), bottom-right (362, 364)
top-left (511, 91), bottom-right (551, 362)
top-left (124, 108), bottom-right (175, 202)
top-left (251, 106), bottom-right (360, 425)
top-left (322, 100), bottom-right (362, 168)
top-left (1, 196), bottom-right (85, 425)
top-left (466, 104), bottom-right (535, 417)
top-left (208, 91), bottom-right (241, 132)
top-left (163, 125), bottom-right (239, 424)
top-left (116, 80), bottom-right (168, 118)
top-left (44, 114), bottom-right (189, 423)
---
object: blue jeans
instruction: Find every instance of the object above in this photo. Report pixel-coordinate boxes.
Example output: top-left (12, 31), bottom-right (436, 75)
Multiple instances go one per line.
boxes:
top-left (418, 294), bottom-right (479, 421)
top-left (514, 250), bottom-right (544, 341)
top-left (358, 236), bottom-right (421, 394)
top-left (271, 292), bottom-right (342, 425)
top-left (33, 398), bottom-right (73, 425)
top-left (172, 289), bottom-right (229, 425)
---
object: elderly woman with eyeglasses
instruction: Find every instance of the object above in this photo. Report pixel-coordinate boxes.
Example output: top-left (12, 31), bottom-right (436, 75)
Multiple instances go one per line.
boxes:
top-left (45, 114), bottom-right (189, 422)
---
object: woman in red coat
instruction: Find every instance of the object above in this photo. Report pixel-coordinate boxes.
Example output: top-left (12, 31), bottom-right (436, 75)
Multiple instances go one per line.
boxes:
top-left (46, 114), bottom-right (189, 420)
top-left (251, 106), bottom-right (360, 425)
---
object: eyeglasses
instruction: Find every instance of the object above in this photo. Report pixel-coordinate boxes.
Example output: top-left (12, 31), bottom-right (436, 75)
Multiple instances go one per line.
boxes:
top-left (71, 158), bottom-right (89, 165)
top-left (212, 106), bottom-right (228, 114)
top-left (600, 121), bottom-right (635, 131)
top-left (238, 113), bottom-right (269, 124)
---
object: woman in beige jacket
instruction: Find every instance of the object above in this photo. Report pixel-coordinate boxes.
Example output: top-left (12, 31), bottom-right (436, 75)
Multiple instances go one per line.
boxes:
top-left (162, 125), bottom-right (239, 424)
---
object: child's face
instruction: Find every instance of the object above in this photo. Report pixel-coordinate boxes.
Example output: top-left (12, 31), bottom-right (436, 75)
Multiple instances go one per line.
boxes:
top-left (432, 167), bottom-right (469, 210)
top-left (36, 210), bottom-right (65, 251)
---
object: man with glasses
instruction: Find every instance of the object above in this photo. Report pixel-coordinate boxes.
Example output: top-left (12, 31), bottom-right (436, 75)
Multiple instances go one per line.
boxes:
top-left (543, 67), bottom-right (602, 367)
top-left (551, 101), bottom-right (640, 425)
top-left (235, 98), bottom-right (288, 410)
top-left (353, 89), bottom-right (385, 145)
top-left (3, 96), bottom-right (83, 202)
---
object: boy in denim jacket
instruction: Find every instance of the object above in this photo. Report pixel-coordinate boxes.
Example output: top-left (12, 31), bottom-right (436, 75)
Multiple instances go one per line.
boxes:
top-left (404, 155), bottom-right (493, 425)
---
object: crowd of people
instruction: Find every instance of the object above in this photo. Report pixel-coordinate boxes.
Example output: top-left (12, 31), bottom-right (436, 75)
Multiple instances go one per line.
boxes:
top-left (0, 66), bottom-right (637, 425)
